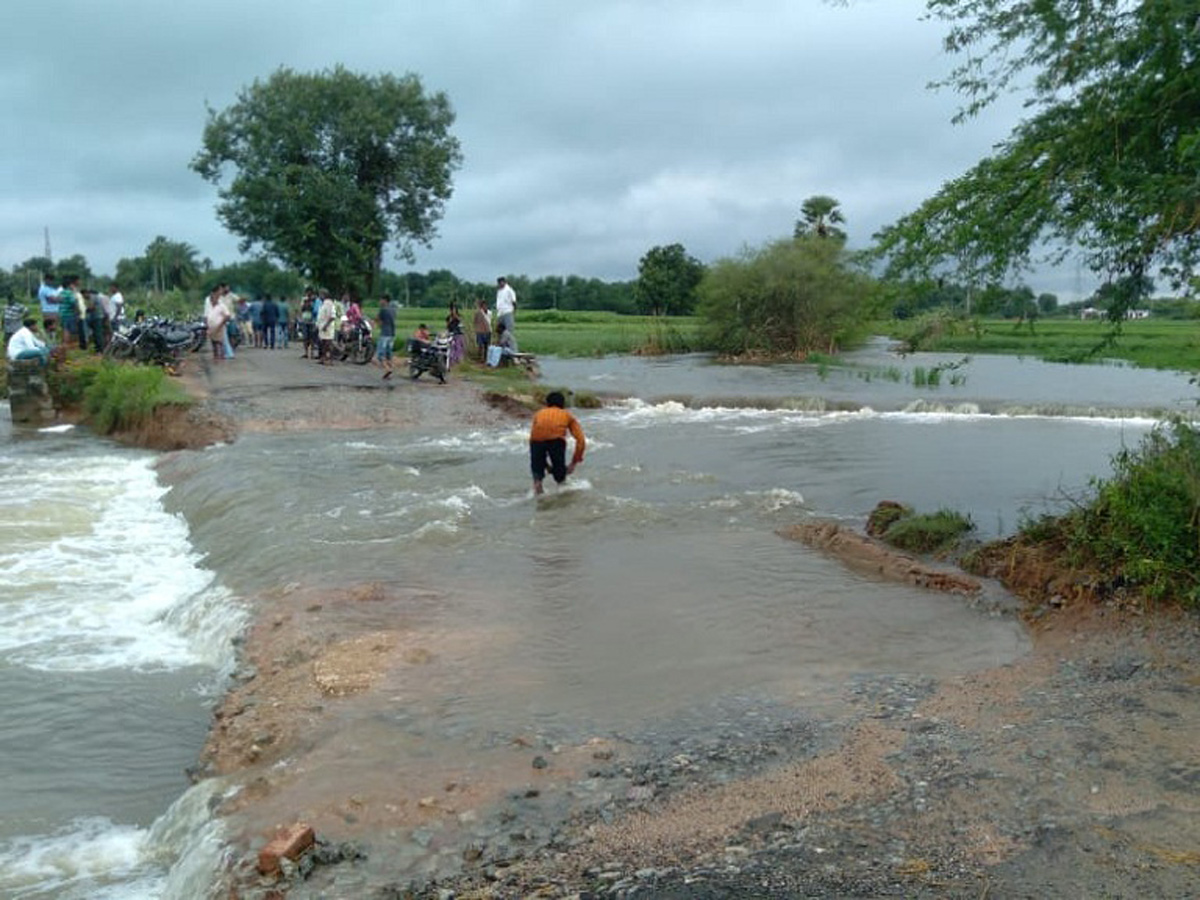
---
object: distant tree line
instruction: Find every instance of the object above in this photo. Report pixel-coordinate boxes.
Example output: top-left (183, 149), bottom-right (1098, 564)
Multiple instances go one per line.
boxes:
top-left (0, 241), bottom-right (645, 313)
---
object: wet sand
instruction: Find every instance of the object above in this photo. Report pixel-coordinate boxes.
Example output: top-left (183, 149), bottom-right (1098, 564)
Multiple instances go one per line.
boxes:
top-left (166, 348), bottom-right (1200, 899)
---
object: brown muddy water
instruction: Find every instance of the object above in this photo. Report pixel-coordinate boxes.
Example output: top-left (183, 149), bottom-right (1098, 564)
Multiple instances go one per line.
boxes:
top-left (3, 345), bottom-right (1192, 896)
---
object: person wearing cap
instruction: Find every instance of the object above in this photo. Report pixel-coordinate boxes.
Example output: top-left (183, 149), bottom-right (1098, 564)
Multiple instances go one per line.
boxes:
top-left (528, 391), bottom-right (586, 495)
top-left (495, 276), bottom-right (517, 336)
top-left (6, 316), bottom-right (50, 364)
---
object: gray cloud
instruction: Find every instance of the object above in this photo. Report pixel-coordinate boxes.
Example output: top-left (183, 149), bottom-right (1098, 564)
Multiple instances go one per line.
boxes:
top-left (0, 0), bottom-right (1092, 299)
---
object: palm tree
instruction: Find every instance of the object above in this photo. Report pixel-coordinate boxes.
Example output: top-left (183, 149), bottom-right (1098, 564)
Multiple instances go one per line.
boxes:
top-left (144, 237), bottom-right (201, 292)
top-left (794, 195), bottom-right (846, 241)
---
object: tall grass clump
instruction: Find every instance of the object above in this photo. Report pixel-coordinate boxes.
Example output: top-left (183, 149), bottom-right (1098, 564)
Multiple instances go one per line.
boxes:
top-left (1055, 420), bottom-right (1200, 604)
top-left (636, 318), bottom-right (697, 355)
top-left (83, 363), bottom-right (193, 434)
top-left (880, 508), bottom-right (974, 555)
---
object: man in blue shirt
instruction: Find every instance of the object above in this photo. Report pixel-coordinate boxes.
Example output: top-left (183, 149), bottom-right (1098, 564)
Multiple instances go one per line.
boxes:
top-left (37, 274), bottom-right (60, 336)
top-left (376, 294), bottom-right (396, 379)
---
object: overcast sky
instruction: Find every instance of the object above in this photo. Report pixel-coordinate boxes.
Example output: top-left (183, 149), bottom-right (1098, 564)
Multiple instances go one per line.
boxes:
top-left (1, 0), bottom-right (1094, 299)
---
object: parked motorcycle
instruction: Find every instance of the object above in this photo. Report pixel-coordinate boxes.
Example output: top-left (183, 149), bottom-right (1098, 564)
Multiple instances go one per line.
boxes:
top-left (105, 318), bottom-right (195, 367)
top-left (407, 336), bottom-right (449, 383)
top-left (335, 319), bottom-right (375, 365)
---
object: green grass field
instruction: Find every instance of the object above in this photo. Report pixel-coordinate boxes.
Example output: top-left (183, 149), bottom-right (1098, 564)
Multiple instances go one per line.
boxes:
top-left (384, 308), bottom-right (704, 358)
top-left (887, 317), bottom-right (1200, 373)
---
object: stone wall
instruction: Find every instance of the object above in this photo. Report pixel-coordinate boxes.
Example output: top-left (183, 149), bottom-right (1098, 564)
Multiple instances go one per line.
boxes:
top-left (6, 359), bottom-right (56, 426)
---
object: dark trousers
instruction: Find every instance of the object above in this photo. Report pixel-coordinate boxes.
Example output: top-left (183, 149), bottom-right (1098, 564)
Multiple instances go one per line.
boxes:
top-left (530, 438), bottom-right (568, 483)
top-left (87, 316), bottom-right (106, 352)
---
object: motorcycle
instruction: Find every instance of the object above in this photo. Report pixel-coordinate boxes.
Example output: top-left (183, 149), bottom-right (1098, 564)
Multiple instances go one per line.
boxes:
top-left (335, 318), bottom-right (375, 365)
top-left (105, 318), bottom-right (195, 367)
top-left (183, 318), bottom-right (208, 353)
top-left (407, 336), bottom-right (449, 384)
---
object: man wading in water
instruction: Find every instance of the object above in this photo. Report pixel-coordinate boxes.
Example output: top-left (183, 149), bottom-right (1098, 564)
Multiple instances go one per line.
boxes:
top-left (529, 391), bottom-right (585, 495)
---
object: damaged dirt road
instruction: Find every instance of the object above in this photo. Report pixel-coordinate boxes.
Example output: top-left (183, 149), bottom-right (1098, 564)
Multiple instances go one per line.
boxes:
top-left (166, 350), bottom-right (1200, 899)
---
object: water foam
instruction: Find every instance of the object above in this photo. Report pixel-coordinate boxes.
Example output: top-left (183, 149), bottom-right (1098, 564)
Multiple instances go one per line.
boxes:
top-left (0, 455), bottom-right (244, 673)
top-left (0, 781), bottom-right (228, 900)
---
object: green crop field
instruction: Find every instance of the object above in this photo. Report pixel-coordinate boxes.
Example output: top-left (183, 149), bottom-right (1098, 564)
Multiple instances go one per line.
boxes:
top-left (886, 317), bottom-right (1200, 373)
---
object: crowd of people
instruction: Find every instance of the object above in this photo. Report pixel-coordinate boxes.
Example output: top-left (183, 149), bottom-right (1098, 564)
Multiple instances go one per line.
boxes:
top-left (7, 271), bottom-right (585, 495)
top-left (32, 272), bottom-right (126, 353)
top-left (7, 272), bottom-right (531, 375)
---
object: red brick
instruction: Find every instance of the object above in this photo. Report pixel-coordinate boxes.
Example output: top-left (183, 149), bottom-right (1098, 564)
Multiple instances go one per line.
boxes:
top-left (257, 823), bottom-right (316, 876)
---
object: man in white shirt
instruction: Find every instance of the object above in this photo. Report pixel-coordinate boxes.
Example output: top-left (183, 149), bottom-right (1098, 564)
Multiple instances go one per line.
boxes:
top-left (495, 276), bottom-right (517, 335)
top-left (108, 283), bottom-right (125, 325)
top-left (6, 316), bottom-right (49, 363)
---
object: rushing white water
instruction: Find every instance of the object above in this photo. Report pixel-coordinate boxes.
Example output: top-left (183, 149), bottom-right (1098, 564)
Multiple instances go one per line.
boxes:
top-left (0, 420), bottom-right (244, 899)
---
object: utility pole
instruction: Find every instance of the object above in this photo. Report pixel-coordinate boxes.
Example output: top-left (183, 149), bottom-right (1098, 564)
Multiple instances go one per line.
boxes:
top-left (44, 226), bottom-right (52, 263)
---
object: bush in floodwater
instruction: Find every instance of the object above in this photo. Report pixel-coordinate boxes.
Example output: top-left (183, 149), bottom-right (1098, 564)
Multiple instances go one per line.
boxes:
top-left (880, 507), bottom-right (974, 555)
top-left (83, 362), bottom-right (192, 434)
top-left (1055, 420), bottom-right (1200, 605)
top-left (636, 318), bottom-right (697, 355)
top-left (912, 366), bottom-right (942, 387)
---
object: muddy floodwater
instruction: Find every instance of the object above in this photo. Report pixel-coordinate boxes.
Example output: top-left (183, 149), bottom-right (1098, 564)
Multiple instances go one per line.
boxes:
top-left (3, 343), bottom-right (1197, 897)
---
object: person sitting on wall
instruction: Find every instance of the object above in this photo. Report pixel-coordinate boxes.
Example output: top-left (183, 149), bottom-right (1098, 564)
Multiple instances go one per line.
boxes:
top-left (6, 316), bottom-right (50, 364)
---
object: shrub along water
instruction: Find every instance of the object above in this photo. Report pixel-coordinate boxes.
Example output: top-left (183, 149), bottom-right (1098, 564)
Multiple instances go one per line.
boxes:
top-left (81, 361), bottom-right (192, 435)
top-left (1054, 420), bottom-right (1200, 605)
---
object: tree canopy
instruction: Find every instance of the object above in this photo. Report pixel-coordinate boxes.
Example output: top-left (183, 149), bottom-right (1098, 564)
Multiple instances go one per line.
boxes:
top-left (794, 195), bottom-right (846, 241)
top-left (875, 1), bottom-right (1200, 306)
top-left (698, 235), bottom-right (873, 356)
top-left (192, 65), bottom-right (462, 297)
top-left (635, 243), bottom-right (705, 316)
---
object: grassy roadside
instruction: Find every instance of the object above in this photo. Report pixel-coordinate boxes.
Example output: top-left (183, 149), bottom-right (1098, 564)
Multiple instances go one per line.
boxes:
top-left (43, 352), bottom-right (194, 434)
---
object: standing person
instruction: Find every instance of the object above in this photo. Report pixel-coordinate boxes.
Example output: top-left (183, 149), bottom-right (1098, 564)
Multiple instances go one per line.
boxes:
top-left (528, 391), bottom-right (586, 495)
top-left (260, 294), bottom-right (279, 349)
top-left (108, 282), bottom-right (125, 327)
top-left (495, 276), bottom-right (517, 336)
top-left (277, 297), bottom-right (291, 349)
top-left (37, 273), bottom-right (60, 336)
top-left (94, 287), bottom-right (114, 350)
top-left (84, 290), bottom-right (107, 353)
top-left (219, 284), bottom-right (237, 359)
top-left (249, 296), bottom-right (264, 347)
top-left (57, 276), bottom-right (82, 349)
top-left (446, 302), bottom-right (464, 366)
top-left (316, 290), bottom-right (337, 365)
top-left (205, 289), bottom-right (230, 361)
top-left (375, 293), bottom-right (396, 379)
top-left (299, 287), bottom-right (316, 357)
top-left (473, 298), bottom-right (492, 361)
top-left (238, 297), bottom-right (254, 347)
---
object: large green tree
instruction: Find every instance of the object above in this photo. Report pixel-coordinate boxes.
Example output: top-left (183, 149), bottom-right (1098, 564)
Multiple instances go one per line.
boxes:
top-left (698, 235), bottom-right (872, 356)
top-left (192, 66), bottom-right (462, 297)
top-left (875, 2), bottom-right (1200, 309)
top-left (635, 243), bottom-right (705, 316)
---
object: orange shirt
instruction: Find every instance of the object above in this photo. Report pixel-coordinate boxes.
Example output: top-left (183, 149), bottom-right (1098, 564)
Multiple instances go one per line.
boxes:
top-left (529, 407), bottom-right (586, 464)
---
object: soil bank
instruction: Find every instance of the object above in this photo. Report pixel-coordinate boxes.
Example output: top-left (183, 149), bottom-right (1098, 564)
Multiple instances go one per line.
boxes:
top-left (158, 350), bottom-right (1200, 899)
